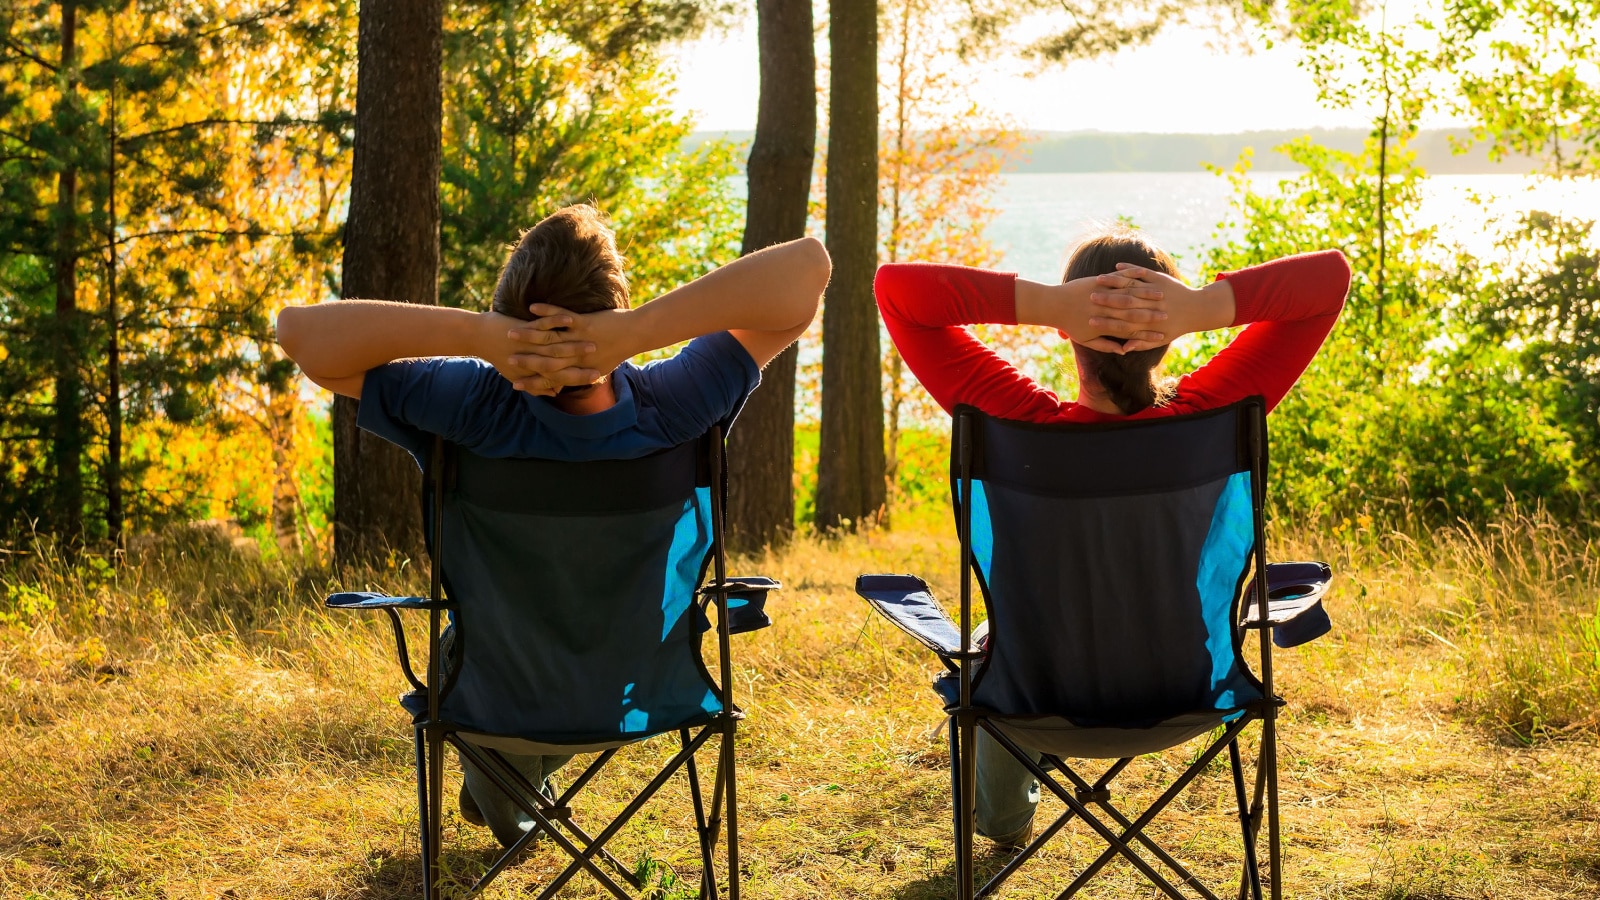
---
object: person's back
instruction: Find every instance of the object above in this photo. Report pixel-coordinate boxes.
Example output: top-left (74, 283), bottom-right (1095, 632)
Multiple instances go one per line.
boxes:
top-left (276, 204), bottom-right (829, 846)
top-left (874, 227), bottom-right (1350, 848)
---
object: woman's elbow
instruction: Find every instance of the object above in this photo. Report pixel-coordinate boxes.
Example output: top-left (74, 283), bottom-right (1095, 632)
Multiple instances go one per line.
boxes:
top-left (1328, 250), bottom-right (1353, 309)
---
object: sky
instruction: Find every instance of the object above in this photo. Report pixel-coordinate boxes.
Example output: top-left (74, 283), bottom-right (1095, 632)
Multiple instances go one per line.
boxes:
top-left (666, 14), bottom-right (1389, 135)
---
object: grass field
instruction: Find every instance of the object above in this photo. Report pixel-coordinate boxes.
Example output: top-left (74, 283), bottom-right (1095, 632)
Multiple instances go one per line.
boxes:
top-left (1, 509), bottom-right (1597, 898)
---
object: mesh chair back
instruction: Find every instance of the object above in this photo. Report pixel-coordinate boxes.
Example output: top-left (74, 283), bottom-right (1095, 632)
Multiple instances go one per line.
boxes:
top-left (430, 438), bottom-right (724, 746)
top-left (956, 400), bottom-right (1267, 733)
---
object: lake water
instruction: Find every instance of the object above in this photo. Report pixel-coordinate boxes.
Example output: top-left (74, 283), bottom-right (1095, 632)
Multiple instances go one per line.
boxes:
top-left (988, 172), bottom-right (1600, 281)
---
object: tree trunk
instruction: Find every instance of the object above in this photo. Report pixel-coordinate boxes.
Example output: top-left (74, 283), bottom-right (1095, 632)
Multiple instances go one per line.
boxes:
top-left (105, 30), bottom-right (122, 548)
top-left (816, 0), bottom-right (884, 532)
top-left (51, 1), bottom-right (83, 542)
top-left (726, 0), bottom-right (817, 553)
top-left (333, 0), bottom-right (443, 566)
top-left (269, 389), bottom-right (303, 556)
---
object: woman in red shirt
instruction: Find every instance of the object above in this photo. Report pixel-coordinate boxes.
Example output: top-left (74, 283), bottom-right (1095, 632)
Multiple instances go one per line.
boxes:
top-left (874, 229), bottom-right (1351, 849)
top-left (875, 230), bottom-right (1351, 421)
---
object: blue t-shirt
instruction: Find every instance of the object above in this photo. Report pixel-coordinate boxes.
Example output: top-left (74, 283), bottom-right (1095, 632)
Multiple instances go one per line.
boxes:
top-left (358, 331), bottom-right (761, 465)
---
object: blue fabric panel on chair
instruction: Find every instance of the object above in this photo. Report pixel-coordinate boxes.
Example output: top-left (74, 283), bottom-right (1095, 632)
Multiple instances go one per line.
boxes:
top-left (1195, 471), bottom-right (1261, 710)
top-left (969, 480), bottom-right (995, 584)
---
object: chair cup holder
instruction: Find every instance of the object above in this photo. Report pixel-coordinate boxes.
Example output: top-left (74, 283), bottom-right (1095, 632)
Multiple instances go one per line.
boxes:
top-left (722, 590), bottom-right (771, 634)
top-left (1243, 561), bottom-right (1334, 649)
top-left (700, 576), bottom-right (779, 635)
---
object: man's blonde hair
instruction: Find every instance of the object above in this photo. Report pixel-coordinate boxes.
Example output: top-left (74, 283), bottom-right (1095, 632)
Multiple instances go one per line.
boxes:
top-left (491, 204), bottom-right (630, 320)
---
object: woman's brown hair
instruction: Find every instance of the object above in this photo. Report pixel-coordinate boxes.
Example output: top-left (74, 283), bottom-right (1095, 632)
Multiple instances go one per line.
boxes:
top-left (1063, 229), bottom-right (1180, 415)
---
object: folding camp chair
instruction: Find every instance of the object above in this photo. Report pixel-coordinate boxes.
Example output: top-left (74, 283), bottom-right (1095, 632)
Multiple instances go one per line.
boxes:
top-left (856, 399), bottom-right (1333, 900)
top-left (327, 427), bottom-right (777, 899)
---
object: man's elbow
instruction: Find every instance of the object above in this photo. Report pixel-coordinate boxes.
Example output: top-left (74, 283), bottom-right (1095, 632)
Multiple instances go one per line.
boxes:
top-left (796, 236), bottom-right (831, 298)
top-left (776, 236), bottom-right (827, 328)
top-left (275, 306), bottom-right (309, 360)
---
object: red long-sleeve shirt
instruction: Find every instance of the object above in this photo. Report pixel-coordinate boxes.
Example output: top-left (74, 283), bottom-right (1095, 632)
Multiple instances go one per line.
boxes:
top-left (875, 250), bottom-right (1352, 422)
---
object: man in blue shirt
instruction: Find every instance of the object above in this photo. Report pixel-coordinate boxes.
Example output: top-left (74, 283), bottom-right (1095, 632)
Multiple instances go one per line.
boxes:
top-left (276, 204), bottom-right (829, 848)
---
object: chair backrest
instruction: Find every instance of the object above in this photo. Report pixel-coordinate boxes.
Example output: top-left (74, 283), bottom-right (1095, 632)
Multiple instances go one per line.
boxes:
top-left (426, 434), bottom-right (727, 745)
top-left (953, 400), bottom-right (1268, 727)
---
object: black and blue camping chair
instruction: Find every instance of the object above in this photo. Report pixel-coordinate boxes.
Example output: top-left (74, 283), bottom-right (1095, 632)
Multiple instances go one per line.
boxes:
top-left (856, 399), bottom-right (1332, 900)
top-left (327, 427), bottom-right (777, 899)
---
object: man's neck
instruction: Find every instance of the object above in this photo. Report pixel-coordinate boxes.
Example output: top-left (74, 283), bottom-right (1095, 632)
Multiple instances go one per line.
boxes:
top-left (551, 376), bottom-right (619, 415)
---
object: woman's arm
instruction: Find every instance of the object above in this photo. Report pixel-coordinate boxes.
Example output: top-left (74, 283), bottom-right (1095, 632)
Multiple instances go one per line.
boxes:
top-left (1165, 250), bottom-right (1351, 413)
top-left (873, 263), bottom-right (1165, 419)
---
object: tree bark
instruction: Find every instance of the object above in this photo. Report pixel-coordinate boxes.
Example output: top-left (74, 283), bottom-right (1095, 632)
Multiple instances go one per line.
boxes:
top-left (333, 0), bottom-right (442, 566)
top-left (726, 0), bottom-right (817, 553)
top-left (816, 0), bottom-right (884, 532)
top-left (105, 29), bottom-right (122, 548)
top-left (51, 1), bottom-right (83, 542)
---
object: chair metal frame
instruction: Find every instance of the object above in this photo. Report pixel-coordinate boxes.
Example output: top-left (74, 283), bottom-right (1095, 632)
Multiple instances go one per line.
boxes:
top-left (939, 401), bottom-right (1288, 900)
top-left (334, 427), bottom-right (755, 900)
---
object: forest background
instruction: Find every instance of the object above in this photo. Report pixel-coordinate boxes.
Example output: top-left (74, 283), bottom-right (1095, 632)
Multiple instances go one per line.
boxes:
top-left (1, 0), bottom-right (1599, 894)
top-left (5, 0), bottom-right (1600, 559)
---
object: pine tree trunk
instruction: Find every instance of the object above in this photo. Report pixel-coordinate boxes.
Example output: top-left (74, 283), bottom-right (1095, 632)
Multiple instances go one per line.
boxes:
top-left (105, 39), bottom-right (122, 548)
top-left (726, 0), bottom-right (817, 553)
top-left (269, 390), bottom-right (303, 556)
top-left (333, 0), bottom-right (442, 566)
top-left (51, 1), bottom-right (83, 542)
top-left (816, 0), bottom-right (884, 532)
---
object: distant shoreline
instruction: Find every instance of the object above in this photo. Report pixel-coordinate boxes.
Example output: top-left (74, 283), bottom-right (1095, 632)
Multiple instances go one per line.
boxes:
top-left (686, 128), bottom-right (1541, 175)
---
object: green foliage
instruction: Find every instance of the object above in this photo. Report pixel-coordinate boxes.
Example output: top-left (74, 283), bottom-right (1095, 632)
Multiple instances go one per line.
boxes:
top-left (1182, 0), bottom-right (1600, 527)
top-left (1194, 134), bottom-right (1598, 525)
top-left (1439, 0), bottom-right (1600, 176)
top-left (0, 0), bottom-right (353, 540)
top-left (438, 0), bottom-right (743, 313)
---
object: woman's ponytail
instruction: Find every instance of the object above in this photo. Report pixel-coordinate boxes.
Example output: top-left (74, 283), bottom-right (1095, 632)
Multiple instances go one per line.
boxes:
top-left (1079, 345), bottom-right (1174, 415)
top-left (1062, 228), bottom-right (1182, 416)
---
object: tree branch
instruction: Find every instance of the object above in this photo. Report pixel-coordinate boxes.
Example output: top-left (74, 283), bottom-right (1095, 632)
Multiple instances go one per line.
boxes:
top-left (1, 38), bottom-right (59, 73)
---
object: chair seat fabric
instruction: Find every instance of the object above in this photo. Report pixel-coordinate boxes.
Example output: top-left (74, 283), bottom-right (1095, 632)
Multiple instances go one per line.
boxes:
top-left (990, 711), bottom-right (1240, 759)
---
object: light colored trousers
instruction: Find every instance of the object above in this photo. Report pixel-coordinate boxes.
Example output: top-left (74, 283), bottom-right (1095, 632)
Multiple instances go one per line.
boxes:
top-left (440, 626), bottom-right (572, 849)
top-left (975, 728), bottom-right (1044, 843)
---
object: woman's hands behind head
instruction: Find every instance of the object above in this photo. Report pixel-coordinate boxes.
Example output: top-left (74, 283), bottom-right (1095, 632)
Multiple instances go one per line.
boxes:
top-left (1094, 263), bottom-right (1236, 351)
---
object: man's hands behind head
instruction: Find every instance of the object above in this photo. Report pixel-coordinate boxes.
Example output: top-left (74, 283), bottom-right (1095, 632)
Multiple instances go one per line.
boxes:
top-left (499, 303), bottom-right (638, 395)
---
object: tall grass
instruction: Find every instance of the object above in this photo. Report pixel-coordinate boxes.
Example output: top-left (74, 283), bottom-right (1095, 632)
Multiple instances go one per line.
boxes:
top-left (1273, 503), bottom-right (1600, 742)
top-left (1, 507), bottom-right (1597, 896)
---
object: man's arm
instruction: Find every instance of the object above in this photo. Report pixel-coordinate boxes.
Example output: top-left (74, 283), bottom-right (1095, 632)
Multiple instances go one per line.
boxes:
top-left (505, 237), bottom-right (831, 383)
top-left (275, 301), bottom-right (596, 398)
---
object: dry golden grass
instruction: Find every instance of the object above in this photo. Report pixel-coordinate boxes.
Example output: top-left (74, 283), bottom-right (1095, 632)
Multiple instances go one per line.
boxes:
top-left (0, 509), bottom-right (1597, 898)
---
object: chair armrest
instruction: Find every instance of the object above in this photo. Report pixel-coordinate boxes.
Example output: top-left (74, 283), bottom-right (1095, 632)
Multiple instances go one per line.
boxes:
top-left (698, 576), bottom-right (780, 635)
top-left (856, 574), bottom-right (978, 661)
top-left (323, 593), bottom-right (443, 692)
top-left (325, 591), bottom-right (452, 611)
top-left (1241, 561), bottom-right (1333, 648)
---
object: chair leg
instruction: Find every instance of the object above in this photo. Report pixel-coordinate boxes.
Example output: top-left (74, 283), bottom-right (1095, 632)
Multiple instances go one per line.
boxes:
top-left (684, 729), bottom-right (718, 900)
top-left (956, 714), bottom-right (978, 900)
top-left (1263, 709), bottom-right (1282, 900)
top-left (1230, 740), bottom-right (1264, 900)
top-left (722, 718), bottom-right (741, 900)
top-left (416, 726), bottom-right (441, 900)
